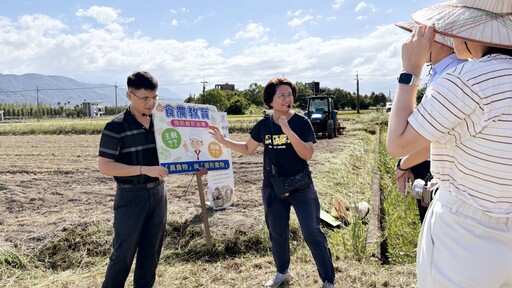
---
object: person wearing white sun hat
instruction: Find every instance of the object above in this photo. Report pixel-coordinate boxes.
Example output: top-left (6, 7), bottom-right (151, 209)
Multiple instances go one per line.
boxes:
top-left (386, 0), bottom-right (512, 287)
top-left (393, 21), bottom-right (466, 224)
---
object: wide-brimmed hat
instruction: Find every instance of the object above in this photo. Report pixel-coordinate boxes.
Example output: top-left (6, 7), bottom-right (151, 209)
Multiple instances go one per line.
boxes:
top-left (395, 21), bottom-right (454, 48)
top-left (412, 0), bottom-right (512, 48)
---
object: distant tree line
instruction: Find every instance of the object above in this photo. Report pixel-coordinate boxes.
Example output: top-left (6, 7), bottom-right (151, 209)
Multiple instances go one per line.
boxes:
top-left (0, 102), bottom-right (126, 119)
top-left (185, 81), bottom-right (393, 114)
top-left (0, 80), bottom-right (421, 119)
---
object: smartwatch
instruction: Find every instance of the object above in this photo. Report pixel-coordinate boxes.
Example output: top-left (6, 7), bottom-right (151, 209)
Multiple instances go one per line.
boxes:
top-left (397, 72), bottom-right (421, 86)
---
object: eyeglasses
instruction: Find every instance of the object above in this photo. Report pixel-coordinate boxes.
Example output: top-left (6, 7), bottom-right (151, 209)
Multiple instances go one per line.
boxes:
top-left (130, 91), bottom-right (159, 104)
top-left (275, 93), bottom-right (293, 101)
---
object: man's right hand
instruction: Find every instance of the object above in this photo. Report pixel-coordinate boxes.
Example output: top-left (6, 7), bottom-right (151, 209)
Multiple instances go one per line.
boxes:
top-left (142, 165), bottom-right (169, 180)
top-left (395, 169), bottom-right (415, 196)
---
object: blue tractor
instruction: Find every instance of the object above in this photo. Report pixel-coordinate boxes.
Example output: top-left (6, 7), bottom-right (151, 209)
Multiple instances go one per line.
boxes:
top-left (304, 96), bottom-right (344, 139)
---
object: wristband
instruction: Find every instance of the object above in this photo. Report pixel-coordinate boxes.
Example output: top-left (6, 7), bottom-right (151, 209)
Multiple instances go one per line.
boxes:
top-left (395, 158), bottom-right (409, 172)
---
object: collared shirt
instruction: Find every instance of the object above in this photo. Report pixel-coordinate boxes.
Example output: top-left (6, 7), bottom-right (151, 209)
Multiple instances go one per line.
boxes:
top-left (98, 108), bottom-right (160, 185)
top-left (423, 53), bottom-right (467, 101)
top-left (409, 54), bottom-right (512, 216)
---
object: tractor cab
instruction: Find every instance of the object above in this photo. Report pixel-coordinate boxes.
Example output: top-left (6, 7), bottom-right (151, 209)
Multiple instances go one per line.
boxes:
top-left (305, 96), bottom-right (344, 139)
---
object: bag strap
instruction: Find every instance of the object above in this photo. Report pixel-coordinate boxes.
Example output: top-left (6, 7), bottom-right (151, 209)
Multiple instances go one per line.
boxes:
top-left (266, 114), bottom-right (280, 177)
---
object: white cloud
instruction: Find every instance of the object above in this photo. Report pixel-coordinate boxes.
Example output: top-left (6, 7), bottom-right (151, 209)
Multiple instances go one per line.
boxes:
top-left (0, 8), bottom-right (408, 97)
top-left (193, 11), bottom-right (216, 24)
top-left (287, 10), bottom-right (302, 17)
top-left (287, 15), bottom-right (314, 28)
top-left (332, 0), bottom-right (345, 9)
top-left (170, 8), bottom-right (188, 14)
top-left (76, 6), bottom-right (120, 25)
top-left (75, 6), bottom-right (132, 36)
top-left (354, 2), bottom-right (376, 13)
top-left (171, 19), bottom-right (178, 26)
top-left (234, 22), bottom-right (269, 41)
top-left (222, 38), bottom-right (234, 46)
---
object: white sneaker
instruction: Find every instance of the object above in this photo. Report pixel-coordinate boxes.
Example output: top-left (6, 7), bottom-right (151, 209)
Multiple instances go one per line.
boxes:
top-left (265, 271), bottom-right (291, 287)
top-left (322, 282), bottom-right (334, 288)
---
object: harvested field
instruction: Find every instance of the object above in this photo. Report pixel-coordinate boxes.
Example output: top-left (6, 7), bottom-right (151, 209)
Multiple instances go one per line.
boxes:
top-left (0, 131), bottom-right (417, 287)
top-left (0, 132), bottom-right (350, 253)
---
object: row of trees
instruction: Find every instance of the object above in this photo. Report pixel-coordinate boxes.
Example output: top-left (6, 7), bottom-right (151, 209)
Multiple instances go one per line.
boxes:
top-left (1, 80), bottom-right (419, 119)
top-left (0, 103), bottom-right (125, 119)
top-left (185, 81), bottom-right (392, 115)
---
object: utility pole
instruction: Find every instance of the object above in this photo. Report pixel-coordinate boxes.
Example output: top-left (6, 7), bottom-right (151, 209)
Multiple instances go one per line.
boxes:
top-left (355, 72), bottom-right (361, 114)
top-left (201, 79), bottom-right (208, 96)
top-left (114, 82), bottom-right (118, 112)
top-left (36, 86), bottom-right (40, 122)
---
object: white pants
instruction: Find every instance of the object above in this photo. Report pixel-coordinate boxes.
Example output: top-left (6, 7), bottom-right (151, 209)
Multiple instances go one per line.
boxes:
top-left (417, 190), bottom-right (512, 288)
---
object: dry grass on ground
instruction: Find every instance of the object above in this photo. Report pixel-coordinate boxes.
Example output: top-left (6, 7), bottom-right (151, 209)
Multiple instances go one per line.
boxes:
top-left (0, 128), bottom-right (417, 287)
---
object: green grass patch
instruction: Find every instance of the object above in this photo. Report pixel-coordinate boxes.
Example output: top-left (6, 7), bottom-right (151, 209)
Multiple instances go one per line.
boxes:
top-left (0, 248), bottom-right (29, 270)
top-left (162, 220), bottom-right (304, 264)
top-left (35, 224), bottom-right (112, 271)
top-left (379, 128), bottom-right (421, 264)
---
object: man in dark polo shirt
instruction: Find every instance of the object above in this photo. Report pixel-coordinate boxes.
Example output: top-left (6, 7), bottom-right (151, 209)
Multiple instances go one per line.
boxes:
top-left (98, 71), bottom-right (170, 288)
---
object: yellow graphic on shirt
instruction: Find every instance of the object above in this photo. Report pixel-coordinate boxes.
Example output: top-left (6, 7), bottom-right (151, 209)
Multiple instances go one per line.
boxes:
top-left (265, 134), bottom-right (290, 146)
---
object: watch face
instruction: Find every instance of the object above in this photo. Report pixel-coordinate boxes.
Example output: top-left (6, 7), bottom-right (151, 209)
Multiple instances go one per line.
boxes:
top-left (398, 73), bottom-right (413, 84)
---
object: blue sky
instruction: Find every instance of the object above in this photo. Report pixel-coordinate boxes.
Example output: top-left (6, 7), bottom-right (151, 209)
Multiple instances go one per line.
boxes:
top-left (1, 0), bottom-right (441, 100)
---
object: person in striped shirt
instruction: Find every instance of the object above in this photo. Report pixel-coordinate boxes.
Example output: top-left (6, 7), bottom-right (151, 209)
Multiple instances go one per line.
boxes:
top-left (386, 1), bottom-right (512, 287)
top-left (393, 21), bottom-right (466, 224)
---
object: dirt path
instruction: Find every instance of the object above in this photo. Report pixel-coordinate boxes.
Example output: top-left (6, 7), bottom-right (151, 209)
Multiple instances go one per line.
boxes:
top-left (0, 133), bottom-right (347, 253)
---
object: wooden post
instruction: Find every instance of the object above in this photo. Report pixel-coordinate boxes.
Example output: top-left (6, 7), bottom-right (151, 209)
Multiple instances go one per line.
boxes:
top-left (196, 173), bottom-right (213, 249)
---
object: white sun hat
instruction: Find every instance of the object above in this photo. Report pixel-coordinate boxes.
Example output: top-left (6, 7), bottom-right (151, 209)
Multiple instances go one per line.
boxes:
top-left (395, 21), bottom-right (454, 48)
top-left (412, 0), bottom-right (512, 48)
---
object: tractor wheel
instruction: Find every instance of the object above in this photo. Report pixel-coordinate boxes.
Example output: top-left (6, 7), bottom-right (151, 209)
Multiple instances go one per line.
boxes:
top-left (327, 119), bottom-right (334, 139)
top-left (333, 120), bottom-right (337, 138)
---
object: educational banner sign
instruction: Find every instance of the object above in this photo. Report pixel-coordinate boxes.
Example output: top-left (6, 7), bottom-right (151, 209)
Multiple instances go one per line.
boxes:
top-left (207, 112), bottom-right (235, 210)
top-left (153, 100), bottom-right (230, 174)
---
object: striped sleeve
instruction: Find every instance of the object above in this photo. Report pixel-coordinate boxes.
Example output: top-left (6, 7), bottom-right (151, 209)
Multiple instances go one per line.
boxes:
top-left (409, 66), bottom-right (483, 146)
top-left (98, 121), bottom-right (121, 160)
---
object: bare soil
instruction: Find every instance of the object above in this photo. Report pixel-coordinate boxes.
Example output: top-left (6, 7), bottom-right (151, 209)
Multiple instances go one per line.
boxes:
top-left (0, 133), bottom-right (345, 253)
top-left (0, 133), bottom-right (419, 287)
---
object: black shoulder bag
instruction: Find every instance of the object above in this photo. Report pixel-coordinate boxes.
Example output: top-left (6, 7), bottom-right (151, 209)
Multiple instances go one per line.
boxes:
top-left (267, 115), bottom-right (312, 199)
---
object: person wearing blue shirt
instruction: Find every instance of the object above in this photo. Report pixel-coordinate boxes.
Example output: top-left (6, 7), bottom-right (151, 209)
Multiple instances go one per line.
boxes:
top-left (393, 22), bottom-right (466, 223)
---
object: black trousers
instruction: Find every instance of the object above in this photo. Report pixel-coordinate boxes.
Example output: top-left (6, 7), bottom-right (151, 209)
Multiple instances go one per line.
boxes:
top-left (410, 160), bottom-right (430, 224)
top-left (102, 183), bottom-right (167, 288)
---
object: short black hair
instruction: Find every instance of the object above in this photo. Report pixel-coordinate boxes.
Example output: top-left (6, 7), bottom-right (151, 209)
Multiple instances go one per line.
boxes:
top-left (263, 77), bottom-right (297, 109)
top-left (127, 71), bottom-right (158, 91)
top-left (483, 46), bottom-right (512, 57)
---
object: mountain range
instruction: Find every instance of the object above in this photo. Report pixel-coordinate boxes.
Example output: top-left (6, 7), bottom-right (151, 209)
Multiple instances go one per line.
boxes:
top-left (0, 73), bottom-right (185, 107)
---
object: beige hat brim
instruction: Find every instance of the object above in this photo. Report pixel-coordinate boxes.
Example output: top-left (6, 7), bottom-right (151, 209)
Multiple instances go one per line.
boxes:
top-left (412, 2), bottom-right (512, 48)
top-left (395, 21), bottom-right (454, 48)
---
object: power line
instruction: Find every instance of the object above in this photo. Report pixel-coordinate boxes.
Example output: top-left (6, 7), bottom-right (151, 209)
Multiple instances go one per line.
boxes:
top-left (0, 85), bottom-right (114, 94)
top-left (40, 85), bottom-right (113, 91)
top-left (0, 89), bottom-right (38, 94)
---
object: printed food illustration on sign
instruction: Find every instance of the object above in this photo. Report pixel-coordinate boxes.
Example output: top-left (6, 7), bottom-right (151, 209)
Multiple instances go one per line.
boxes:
top-left (153, 101), bottom-right (229, 174)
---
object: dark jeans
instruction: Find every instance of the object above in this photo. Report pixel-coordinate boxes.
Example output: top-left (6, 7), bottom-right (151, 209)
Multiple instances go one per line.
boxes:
top-left (102, 183), bottom-right (167, 288)
top-left (262, 183), bottom-right (335, 284)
